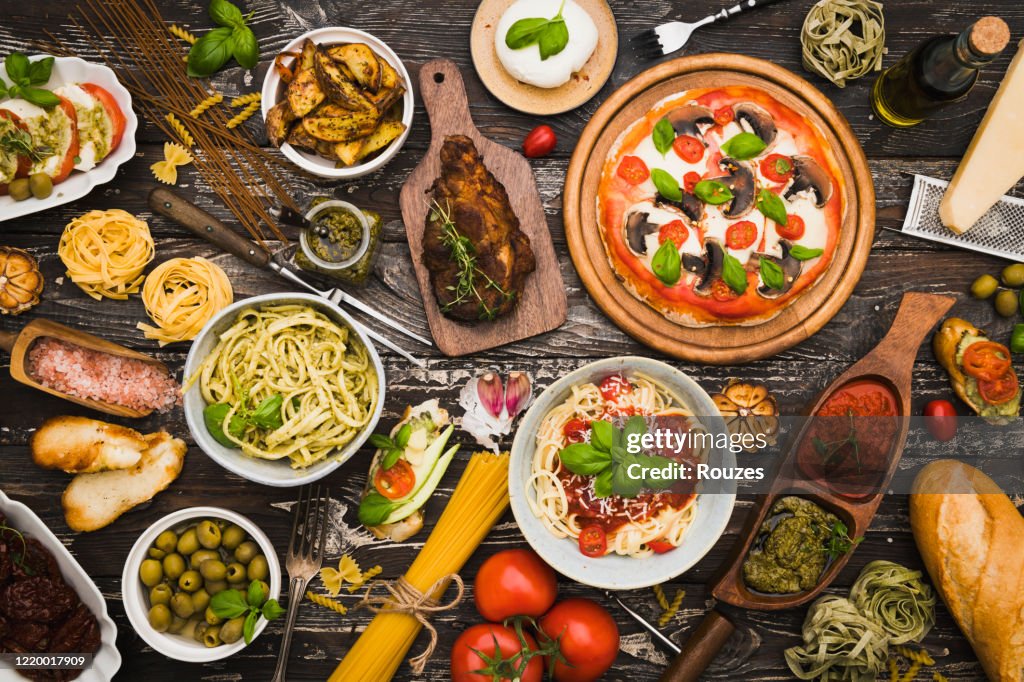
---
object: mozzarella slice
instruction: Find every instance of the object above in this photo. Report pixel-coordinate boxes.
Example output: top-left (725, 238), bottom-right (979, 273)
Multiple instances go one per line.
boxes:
top-left (55, 84), bottom-right (113, 172)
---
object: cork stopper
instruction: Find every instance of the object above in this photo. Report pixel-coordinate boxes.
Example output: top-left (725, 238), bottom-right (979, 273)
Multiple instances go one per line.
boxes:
top-left (969, 17), bottom-right (1010, 56)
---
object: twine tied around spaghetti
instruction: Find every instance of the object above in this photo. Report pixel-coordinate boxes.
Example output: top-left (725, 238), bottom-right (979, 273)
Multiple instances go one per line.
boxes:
top-left (355, 573), bottom-right (465, 673)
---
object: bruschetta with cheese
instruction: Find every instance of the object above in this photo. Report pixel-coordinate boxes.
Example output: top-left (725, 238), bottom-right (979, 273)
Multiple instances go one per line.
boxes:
top-left (933, 317), bottom-right (1021, 424)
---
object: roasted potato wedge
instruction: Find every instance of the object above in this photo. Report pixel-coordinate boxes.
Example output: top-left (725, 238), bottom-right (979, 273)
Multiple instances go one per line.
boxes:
top-left (327, 44), bottom-right (381, 93)
top-left (357, 120), bottom-right (406, 160)
top-left (265, 100), bottom-right (297, 147)
top-left (285, 122), bottom-right (321, 153)
top-left (302, 109), bottom-right (380, 142)
top-left (315, 48), bottom-right (374, 111)
top-left (366, 84), bottom-right (404, 115)
top-left (378, 57), bottom-right (401, 91)
top-left (286, 67), bottom-right (325, 118)
top-left (297, 39), bottom-right (317, 75)
top-left (333, 140), bottom-right (363, 167)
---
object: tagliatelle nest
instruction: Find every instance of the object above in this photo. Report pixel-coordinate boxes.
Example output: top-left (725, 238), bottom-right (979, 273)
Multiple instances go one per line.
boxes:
top-left (801, 0), bottom-right (886, 88)
top-left (712, 380), bottom-right (779, 452)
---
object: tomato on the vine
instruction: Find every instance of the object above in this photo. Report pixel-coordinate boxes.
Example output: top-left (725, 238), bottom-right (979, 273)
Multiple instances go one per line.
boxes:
top-left (538, 599), bottom-right (620, 682)
top-left (451, 623), bottom-right (543, 682)
top-left (474, 549), bottom-right (557, 621)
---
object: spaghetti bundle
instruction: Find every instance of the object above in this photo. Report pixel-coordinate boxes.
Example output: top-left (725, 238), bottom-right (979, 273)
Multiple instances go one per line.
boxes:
top-left (58, 209), bottom-right (154, 300)
top-left (329, 452), bottom-right (510, 680)
top-left (137, 257), bottom-right (233, 345)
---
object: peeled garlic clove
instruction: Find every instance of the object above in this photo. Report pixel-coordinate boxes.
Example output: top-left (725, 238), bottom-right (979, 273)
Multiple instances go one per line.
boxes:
top-left (505, 371), bottom-right (532, 417)
top-left (477, 372), bottom-right (504, 418)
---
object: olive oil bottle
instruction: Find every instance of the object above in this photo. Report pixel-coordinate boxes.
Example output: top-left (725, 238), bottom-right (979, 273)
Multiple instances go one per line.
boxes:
top-left (871, 17), bottom-right (1010, 128)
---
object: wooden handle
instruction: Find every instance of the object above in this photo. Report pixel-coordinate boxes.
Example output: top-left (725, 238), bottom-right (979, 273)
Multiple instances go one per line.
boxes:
top-left (417, 58), bottom-right (474, 143)
top-left (0, 328), bottom-right (18, 354)
top-left (658, 610), bottom-right (735, 682)
top-left (868, 292), bottom-right (955, 380)
top-left (148, 187), bottom-right (270, 269)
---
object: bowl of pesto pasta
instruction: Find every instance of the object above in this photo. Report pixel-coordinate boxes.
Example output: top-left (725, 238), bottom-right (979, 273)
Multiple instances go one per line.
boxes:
top-left (183, 292), bottom-right (384, 487)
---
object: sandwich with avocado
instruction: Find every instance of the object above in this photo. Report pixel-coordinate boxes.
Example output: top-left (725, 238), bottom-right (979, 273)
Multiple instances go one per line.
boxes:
top-left (933, 318), bottom-right (1020, 424)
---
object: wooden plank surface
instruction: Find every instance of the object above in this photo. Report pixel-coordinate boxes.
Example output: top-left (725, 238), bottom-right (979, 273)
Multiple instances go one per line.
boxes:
top-left (2, 0), bottom-right (1023, 680)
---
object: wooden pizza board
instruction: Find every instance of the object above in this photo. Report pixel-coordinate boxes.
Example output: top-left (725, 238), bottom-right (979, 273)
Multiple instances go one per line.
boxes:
top-left (400, 58), bottom-right (567, 357)
top-left (563, 53), bottom-right (876, 365)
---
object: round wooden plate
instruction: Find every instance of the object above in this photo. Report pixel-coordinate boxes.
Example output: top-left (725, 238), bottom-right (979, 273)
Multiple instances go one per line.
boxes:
top-left (470, 0), bottom-right (617, 115)
top-left (564, 54), bottom-right (876, 365)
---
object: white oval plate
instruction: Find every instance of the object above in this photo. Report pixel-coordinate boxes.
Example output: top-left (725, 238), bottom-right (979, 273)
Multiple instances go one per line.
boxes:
top-left (0, 490), bottom-right (122, 680)
top-left (0, 55), bottom-right (138, 222)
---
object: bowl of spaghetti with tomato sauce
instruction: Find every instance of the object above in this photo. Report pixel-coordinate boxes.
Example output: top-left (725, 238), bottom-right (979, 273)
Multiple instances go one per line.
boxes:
top-left (509, 356), bottom-right (735, 589)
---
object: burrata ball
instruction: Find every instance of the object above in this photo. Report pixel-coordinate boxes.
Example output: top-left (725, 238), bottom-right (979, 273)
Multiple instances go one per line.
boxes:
top-left (495, 0), bottom-right (599, 89)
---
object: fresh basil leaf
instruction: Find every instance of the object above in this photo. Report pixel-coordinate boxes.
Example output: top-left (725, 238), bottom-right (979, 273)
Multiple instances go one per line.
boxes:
top-left (247, 579), bottom-right (265, 608)
top-left (538, 18), bottom-right (569, 60)
top-left (651, 238), bottom-right (681, 286)
top-left (652, 117), bottom-right (675, 156)
top-left (609, 444), bottom-right (628, 464)
top-left (693, 179), bottom-right (734, 205)
top-left (394, 423), bottom-right (412, 449)
top-left (757, 188), bottom-right (788, 226)
top-left (262, 599), bottom-right (284, 621)
top-left (357, 491), bottom-right (396, 526)
top-left (611, 456), bottom-right (644, 498)
top-left (789, 244), bottom-right (824, 261)
top-left (211, 589), bottom-right (250, 619)
top-left (20, 88), bottom-right (60, 109)
top-left (651, 168), bottom-right (682, 202)
top-left (624, 415), bottom-right (647, 443)
top-left (558, 442), bottom-right (612, 476)
top-left (722, 253), bottom-right (749, 294)
top-left (209, 0), bottom-right (245, 27)
top-left (590, 419), bottom-right (614, 453)
top-left (204, 403), bottom-right (245, 448)
top-left (640, 455), bottom-right (680, 489)
top-left (593, 468), bottom-right (613, 498)
top-left (721, 132), bottom-right (766, 160)
top-left (27, 57), bottom-right (54, 85)
top-left (760, 258), bottom-right (785, 290)
top-left (4, 53), bottom-right (29, 83)
top-left (242, 609), bottom-right (259, 645)
top-left (381, 448), bottom-right (403, 470)
top-left (368, 433), bottom-right (395, 450)
top-left (0, 82), bottom-right (7, 98)
top-left (187, 26), bottom-right (235, 77)
top-left (505, 17), bottom-right (553, 49)
top-left (250, 394), bottom-right (283, 429)
top-left (231, 26), bottom-right (260, 70)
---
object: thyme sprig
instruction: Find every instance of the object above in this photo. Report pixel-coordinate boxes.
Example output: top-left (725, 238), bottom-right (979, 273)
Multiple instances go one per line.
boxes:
top-left (0, 522), bottom-right (32, 574)
top-left (0, 128), bottom-right (51, 162)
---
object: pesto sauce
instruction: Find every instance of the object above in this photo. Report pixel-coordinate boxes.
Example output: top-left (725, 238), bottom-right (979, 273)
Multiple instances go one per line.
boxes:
top-left (24, 107), bottom-right (71, 175)
top-left (76, 103), bottom-right (111, 159)
top-left (742, 496), bottom-right (839, 594)
top-left (294, 198), bottom-right (383, 285)
top-left (0, 118), bottom-right (18, 183)
top-left (306, 207), bottom-right (363, 262)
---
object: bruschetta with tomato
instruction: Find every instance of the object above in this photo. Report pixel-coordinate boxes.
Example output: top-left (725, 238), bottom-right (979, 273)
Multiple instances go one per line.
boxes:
top-left (934, 318), bottom-right (1021, 424)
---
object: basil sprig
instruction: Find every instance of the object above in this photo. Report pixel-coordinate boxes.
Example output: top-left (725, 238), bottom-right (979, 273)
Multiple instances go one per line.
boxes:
top-left (652, 118), bottom-right (675, 156)
top-left (187, 0), bottom-right (260, 77)
top-left (722, 253), bottom-right (749, 294)
top-left (651, 168), bottom-right (682, 202)
top-left (203, 382), bottom-right (285, 448)
top-left (757, 188), bottom-right (788, 226)
top-left (720, 132), bottom-right (766, 160)
top-left (789, 244), bottom-right (823, 261)
top-left (651, 239), bottom-right (681, 286)
top-left (505, 0), bottom-right (570, 61)
top-left (0, 53), bottom-right (60, 108)
top-left (694, 179), bottom-right (733, 205)
top-left (368, 423), bottom-right (412, 470)
top-left (760, 258), bottom-right (785, 290)
top-left (210, 580), bottom-right (284, 645)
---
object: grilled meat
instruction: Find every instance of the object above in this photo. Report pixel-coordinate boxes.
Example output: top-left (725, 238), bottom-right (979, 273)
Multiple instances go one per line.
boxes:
top-left (423, 135), bottom-right (535, 321)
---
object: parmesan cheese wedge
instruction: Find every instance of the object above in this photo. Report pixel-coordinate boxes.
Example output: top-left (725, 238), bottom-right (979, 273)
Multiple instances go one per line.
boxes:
top-left (940, 39), bottom-right (1024, 234)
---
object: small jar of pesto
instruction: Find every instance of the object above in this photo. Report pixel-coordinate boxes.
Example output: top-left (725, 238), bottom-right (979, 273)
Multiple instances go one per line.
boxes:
top-left (295, 198), bottom-right (382, 285)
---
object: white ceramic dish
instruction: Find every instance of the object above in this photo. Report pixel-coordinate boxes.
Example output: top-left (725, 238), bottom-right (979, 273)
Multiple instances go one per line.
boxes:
top-left (121, 506), bottom-right (281, 663)
top-left (509, 356), bottom-right (736, 590)
top-left (0, 55), bottom-right (137, 221)
top-left (183, 292), bottom-right (385, 487)
top-left (0, 490), bottom-right (122, 680)
top-left (261, 27), bottom-right (413, 179)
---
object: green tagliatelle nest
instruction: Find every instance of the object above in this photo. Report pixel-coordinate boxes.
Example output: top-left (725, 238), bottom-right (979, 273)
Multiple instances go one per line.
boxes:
top-left (801, 0), bottom-right (887, 88)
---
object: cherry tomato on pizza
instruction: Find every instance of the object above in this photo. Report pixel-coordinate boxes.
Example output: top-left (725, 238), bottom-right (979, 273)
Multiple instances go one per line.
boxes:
top-left (658, 219), bottom-right (689, 247)
top-left (725, 220), bottom-right (758, 250)
top-left (760, 153), bottom-right (794, 183)
top-left (711, 279), bottom-right (739, 302)
top-left (683, 171), bottom-right (701, 193)
top-left (713, 106), bottom-right (735, 126)
top-left (672, 135), bottom-right (704, 163)
top-left (617, 156), bottom-right (649, 185)
top-left (776, 214), bottom-right (805, 240)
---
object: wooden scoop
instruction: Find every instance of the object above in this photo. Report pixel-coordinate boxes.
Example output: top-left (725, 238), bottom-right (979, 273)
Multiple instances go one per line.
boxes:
top-left (0, 318), bottom-right (172, 418)
top-left (659, 292), bottom-right (955, 681)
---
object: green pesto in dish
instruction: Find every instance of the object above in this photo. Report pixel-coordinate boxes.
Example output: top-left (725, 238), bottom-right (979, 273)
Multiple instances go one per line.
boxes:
top-left (295, 198), bottom-right (382, 285)
top-left (743, 496), bottom-right (839, 594)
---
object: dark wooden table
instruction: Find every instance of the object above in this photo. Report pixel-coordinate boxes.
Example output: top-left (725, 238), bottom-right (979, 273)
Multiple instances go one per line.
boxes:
top-left (2, 0), bottom-right (1023, 680)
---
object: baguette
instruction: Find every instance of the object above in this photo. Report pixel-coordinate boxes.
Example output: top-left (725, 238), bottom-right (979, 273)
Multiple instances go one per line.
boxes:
top-left (910, 460), bottom-right (1024, 681)
top-left (933, 317), bottom-right (1021, 424)
top-left (31, 415), bottom-right (147, 473)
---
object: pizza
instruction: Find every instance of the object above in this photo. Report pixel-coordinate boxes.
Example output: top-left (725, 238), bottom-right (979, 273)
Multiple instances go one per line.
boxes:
top-left (597, 85), bottom-right (846, 327)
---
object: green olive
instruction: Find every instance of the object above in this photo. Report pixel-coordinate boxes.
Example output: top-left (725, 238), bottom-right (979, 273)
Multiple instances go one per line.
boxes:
top-left (189, 549), bottom-right (220, 570)
top-left (971, 274), bottom-right (1000, 299)
top-left (197, 520), bottom-right (222, 549)
top-left (28, 173), bottom-right (53, 200)
top-left (167, 615), bottom-right (188, 634)
top-left (148, 603), bottom-right (172, 632)
top-left (162, 553), bottom-right (186, 580)
top-left (8, 178), bottom-right (30, 202)
top-left (219, 616), bottom-right (245, 644)
top-left (149, 583), bottom-right (174, 607)
top-left (170, 592), bottom-right (195, 618)
top-left (177, 528), bottom-right (200, 556)
top-left (178, 570), bottom-right (203, 593)
top-left (205, 606), bottom-right (223, 625)
top-left (200, 559), bottom-right (227, 581)
top-left (221, 524), bottom-right (247, 551)
top-left (139, 559), bottom-right (164, 587)
top-left (155, 530), bottom-right (179, 554)
top-left (204, 579), bottom-right (228, 595)
top-left (147, 547), bottom-right (166, 560)
top-left (234, 541), bottom-right (259, 564)
top-left (226, 562), bottom-right (247, 583)
top-left (995, 289), bottom-right (1018, 317)
top-left (191, 588), bottom-right (211, 613)
top-left (247, 555), bottom-right (269, 582)
top-left (192, 621), bottom-right (209, 643)
top-left (1002, 263), bottom-right (1024, 288)
top-left (203, 625), bottom-right (222, 648)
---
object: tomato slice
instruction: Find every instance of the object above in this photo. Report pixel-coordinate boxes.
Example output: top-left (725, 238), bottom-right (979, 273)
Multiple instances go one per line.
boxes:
top-left (599, 374), bottom-right (633, 401)
top-left (374, 459), bottom-right (416, 499)
top-left (647, 540), bottom-right (676, 554)
top-left (711, 279), bottom-right (739, 302)
top-left (726, 220), bottom-right (758, 250)
top-left (760, 153), bottom-right (794, 183)
top-left (776, 214), bottom-right (805, 240)
top-left (672, 135), bottom-right (704, 163)
top-left (683, 171), bottom-right (701, 193)
top-left (0, 111), bottom-right (31, 195)
top-left (713, 106), bottom-right (734, 126)
top-left (977, 371), bottom-right (1019, 405)
top-left (578, 525), bottom-right (607, 557)
top-left (617, 155), bottom-right (649, 185)
top-left (563, 418), bottom-right (589, 444)
top-left (49, 98), bottom-right (80, 184)
top-left (962, 341), bottom-right (1013, 381)
top-left (658, 219), bottom-right (689, 247)
top-left (80, 83), bottom-right (126, 153)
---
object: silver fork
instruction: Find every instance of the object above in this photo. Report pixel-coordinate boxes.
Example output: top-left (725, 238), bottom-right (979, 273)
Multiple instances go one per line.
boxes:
top-left (271, 485), bottom-right (331, 682)
top-left (632, 0), bottom-right (788, 60)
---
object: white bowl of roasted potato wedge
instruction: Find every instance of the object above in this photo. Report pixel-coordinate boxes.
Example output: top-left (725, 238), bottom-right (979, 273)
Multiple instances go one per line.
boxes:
top-left (262, 27), bottom-right (413, 179)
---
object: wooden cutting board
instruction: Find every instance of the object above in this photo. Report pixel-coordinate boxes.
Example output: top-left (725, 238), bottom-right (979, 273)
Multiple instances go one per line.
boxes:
top-left (400, 58), bottom-right (566, 356)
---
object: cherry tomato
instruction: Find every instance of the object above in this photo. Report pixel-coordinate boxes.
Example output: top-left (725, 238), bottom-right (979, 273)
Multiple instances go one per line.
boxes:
top-left (923, 400), bottom-right (957, 442)
top-left (713, 106), bottom-right (734, 126)
top-left (725, 220), bottom-right (758, 250)
top-left (563, 418), bottom-right (589, 444)
top-left (683, 171), bottom-right (701, 193)
top-left (451, 623), bottom-right (543, 682)
top-left (962, 341), bottom-right (1013, 381)
top-left (577, 525), bottom-right (607, 558)
top-left (539, 598), bottom-right (620, 682)
top-left (522, 124), bottom-right (556, 158)
top-left (978, 372), bottom-right (1019, 405)
top-left (646, 540), bottom-right (677, 554)
top-left (672, 135), bottom-right (704, 163)
top-left (617, 156), bottom-right (649, 185)
top-left (658, 219), bottom-right (689, 247)
top-left (474, 549), bottom-right (557, 621)
top-left (80, 83), bottom-right (127, 152)
top-left (373, 459), bottom-right (415, 499)
top-left (711, 279), bottom-right (739, 302)
top-left (760, 153), bottom-right (794, 183)
top-left (599, 375), bottom-right (633, 401)
top-left (776, 214), bottom-right (805, 240)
